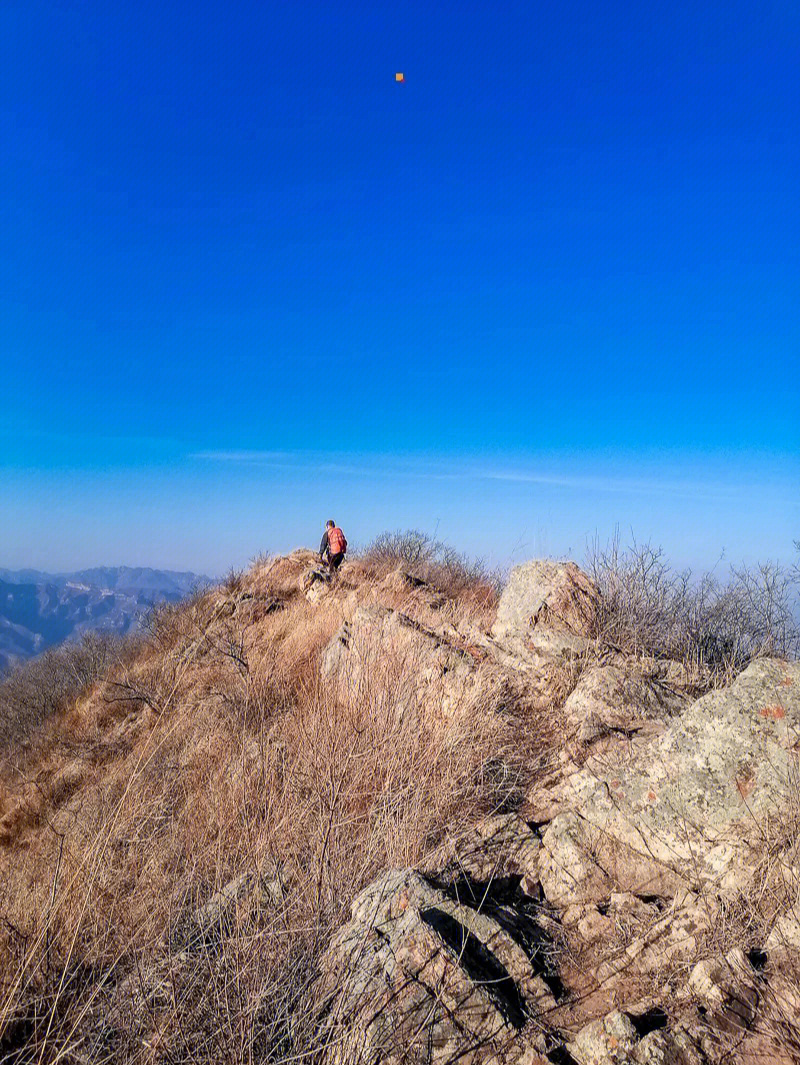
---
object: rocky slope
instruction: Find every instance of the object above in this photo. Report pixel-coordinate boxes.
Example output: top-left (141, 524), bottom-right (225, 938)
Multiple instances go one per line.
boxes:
top-left (0, 551), bottom-right (797, 1064)
top-left (313, 555), bottom-right (800, 1063)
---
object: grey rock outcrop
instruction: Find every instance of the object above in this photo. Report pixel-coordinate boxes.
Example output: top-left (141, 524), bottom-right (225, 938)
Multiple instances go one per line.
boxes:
top-left (300, 565), bottom-right (333, 602)
top-left (315, 557), bottom-right (800, 1062)
top-left (567, 1009), bottom-right (707, 1065)
top-left (319, 561), bottom-right (601, 719)
top-left (319, 815), bottom-right (559, 1065)
top-left (492, 560), bottom-right (600, 656)
top-left (322, 605), bottom-right (492, 717)
top-left (687, 948), bottom-right (761, 1033)
top-left (549, 659), bottom-right (800, 895)
top-left (171, 865), bottom-right (284, 950)
top-left (563, 662), bottom-right (690, 744)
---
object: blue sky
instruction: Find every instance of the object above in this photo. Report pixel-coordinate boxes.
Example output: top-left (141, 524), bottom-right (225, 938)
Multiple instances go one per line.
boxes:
top-left (2, 0), bottom-right (798, 574)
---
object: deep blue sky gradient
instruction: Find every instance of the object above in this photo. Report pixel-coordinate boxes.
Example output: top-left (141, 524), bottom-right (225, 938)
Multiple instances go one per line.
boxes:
top-left (2, 0), bottom-right (798, 572)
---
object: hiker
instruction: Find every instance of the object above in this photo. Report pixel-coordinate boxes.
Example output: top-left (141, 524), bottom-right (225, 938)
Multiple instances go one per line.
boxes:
top-left (319, 519), bottom-right (347, 575)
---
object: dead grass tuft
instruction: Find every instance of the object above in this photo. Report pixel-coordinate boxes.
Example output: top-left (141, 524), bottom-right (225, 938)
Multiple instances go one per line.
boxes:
top-left (0, 550), bottom-right (533, 1063)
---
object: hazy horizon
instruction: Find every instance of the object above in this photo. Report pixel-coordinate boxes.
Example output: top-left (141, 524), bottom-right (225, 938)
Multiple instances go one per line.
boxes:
top-left (4, 443), bottom-right (797, 576)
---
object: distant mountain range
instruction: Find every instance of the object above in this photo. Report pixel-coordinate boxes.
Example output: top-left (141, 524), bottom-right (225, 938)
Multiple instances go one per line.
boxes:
top-left (0, 567), bottom-right (213, 672)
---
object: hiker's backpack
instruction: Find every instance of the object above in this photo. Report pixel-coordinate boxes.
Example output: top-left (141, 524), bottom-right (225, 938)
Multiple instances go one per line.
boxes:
top-left (328, 527), bottom-right (347, 555)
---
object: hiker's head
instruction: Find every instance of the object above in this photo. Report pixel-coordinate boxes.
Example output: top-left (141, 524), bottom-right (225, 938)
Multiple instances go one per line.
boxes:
top-left (326, 519), bottom-right (335, 529)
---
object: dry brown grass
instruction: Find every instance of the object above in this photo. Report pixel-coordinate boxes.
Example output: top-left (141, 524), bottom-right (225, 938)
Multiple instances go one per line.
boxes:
top-left (0, 551), bottom-right (533, 1064)
top-left (3, 541), bottom-right (796, 1063)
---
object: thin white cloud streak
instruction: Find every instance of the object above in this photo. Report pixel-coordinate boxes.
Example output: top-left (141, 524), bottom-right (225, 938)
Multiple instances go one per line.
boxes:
top-left (189, 449), bottom-right (798, 505)
top-left (190, 450), bottom-right (293, 462)
top-left (190, 450), bottom-right (370, 477)
top-left (476, 469), bottom-right (735, 501)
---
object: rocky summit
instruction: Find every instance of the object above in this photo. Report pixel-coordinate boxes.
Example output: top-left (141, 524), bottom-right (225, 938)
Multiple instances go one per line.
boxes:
top-left (0, 550), bottom-right (798, 1064)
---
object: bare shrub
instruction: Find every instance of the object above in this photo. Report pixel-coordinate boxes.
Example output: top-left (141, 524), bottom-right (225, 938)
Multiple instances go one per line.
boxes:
top-left (361, 529), bottom-right (440, 568)
top-left (587, 532), bottom-right (799, 682)
top-left (140, 585), bottom-right (218, 653)
top-left (359, 529), bottom-right (502, 610)
top-left (0, 633), bottom-right (128, 756)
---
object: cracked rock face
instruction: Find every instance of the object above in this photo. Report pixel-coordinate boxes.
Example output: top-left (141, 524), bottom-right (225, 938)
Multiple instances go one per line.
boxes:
top-left (318, 815), bottom-right (560, 1065)
top-left (491, 560), bottom-right (600, 651)
top-left (562, 663), bottom-right (690, 744)
top-left (320, 591), bottom-right (586, 724)
top-left (316, 560), bottom-right (800, 1063)
top-left (301, 565), bottom-right (333, 602)
top-left (554, 659), bottom-right (800, 892)
top-left (566, 1008), bottom-right (708, 1065)
top-left (321, 605), bottom-right (495, 718)
top-left (316, 813), bottom-right (755, 1065)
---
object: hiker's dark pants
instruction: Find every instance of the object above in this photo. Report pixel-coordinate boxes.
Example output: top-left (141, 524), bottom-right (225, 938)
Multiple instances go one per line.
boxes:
top-left (328, 552), bottom-right (345, 574)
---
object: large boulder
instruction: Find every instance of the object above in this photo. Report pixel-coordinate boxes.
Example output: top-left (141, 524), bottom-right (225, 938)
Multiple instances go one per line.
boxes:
top-left (687, 948), bottom-right (761, 1033)
top-left (318, 815), bottom-right (559, 1065)
top-left (559, 659), bottom-right (800, 892)
top-left (562, 662), bottom-right (690, 744)
top-left (530, 658), bottom-right (800, 945)
top-left (492, 560), bottom-right (600, 656)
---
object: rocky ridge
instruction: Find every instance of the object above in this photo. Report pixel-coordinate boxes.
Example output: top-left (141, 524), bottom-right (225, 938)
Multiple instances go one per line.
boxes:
top-left (307, 555), bottom-right (800, 1064)
top-left (0, 550), bottom-right (798, 1064)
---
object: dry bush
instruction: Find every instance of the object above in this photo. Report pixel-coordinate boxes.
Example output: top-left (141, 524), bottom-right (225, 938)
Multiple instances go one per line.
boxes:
top-left (358, 529), bottom-right (502, 617)
top-left (0, 557), bottom-right (536, 1064)
top-left (587, 532), bottom-right (799, 683)
top-left (0, 634), bottom-right (134, 759)
top-left (139, 585), bottom-right (221, 654)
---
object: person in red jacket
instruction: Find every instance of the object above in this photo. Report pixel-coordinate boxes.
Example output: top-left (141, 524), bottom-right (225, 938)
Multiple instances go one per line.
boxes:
top-left (319, 520), bottom-right (347, 574)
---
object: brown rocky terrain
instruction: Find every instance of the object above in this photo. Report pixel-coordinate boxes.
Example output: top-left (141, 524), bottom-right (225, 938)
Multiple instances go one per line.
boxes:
top-left (0, 549), bottom-right (798, 1064)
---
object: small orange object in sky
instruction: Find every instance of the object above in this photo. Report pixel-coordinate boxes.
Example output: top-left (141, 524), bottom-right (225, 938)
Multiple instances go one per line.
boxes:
top-left (395, 73), bottom-right (404, 82)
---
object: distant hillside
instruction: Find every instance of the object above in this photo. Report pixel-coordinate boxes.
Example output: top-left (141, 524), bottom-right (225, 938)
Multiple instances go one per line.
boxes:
top-left (0, 566), bottom-right (211, 671)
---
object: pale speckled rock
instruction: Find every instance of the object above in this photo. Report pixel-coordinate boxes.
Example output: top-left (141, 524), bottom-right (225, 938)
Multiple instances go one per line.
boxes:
top-left (492, 559), bottom-right (599, 644)
top-left (172, 863), bottom-right (283, 950)
top-left (376, 566), bottom-right (448, 610)
top-left (555, 659), bottom-right (800, 891)
top-left (311, 560), bottom-right (800, 1059)
top-left (300, 565), bottom-right (332, 602)
top-left (596, 890), bottom-right (717, 984)
top-left (318, 816), bottom-right (559, 1065)
top-left (420, 813), bottom-right (542, 897)
top-left (568, 1010), bottom-right (706, 1065)
top-left (687, 948), bottom-right (761, 1032)
top-left (568, 1010), bottom-right (639, 1063)
top-left (563, 663), bottom-right (689, 744)
top-left (538, 812), bottom-right (614, 906)
top-left (766, 883), bottom-right (800, 953)
top-left (576, 906), bottom-right (615, 944)
top-left (322, 605), bottom-right (493, 717)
